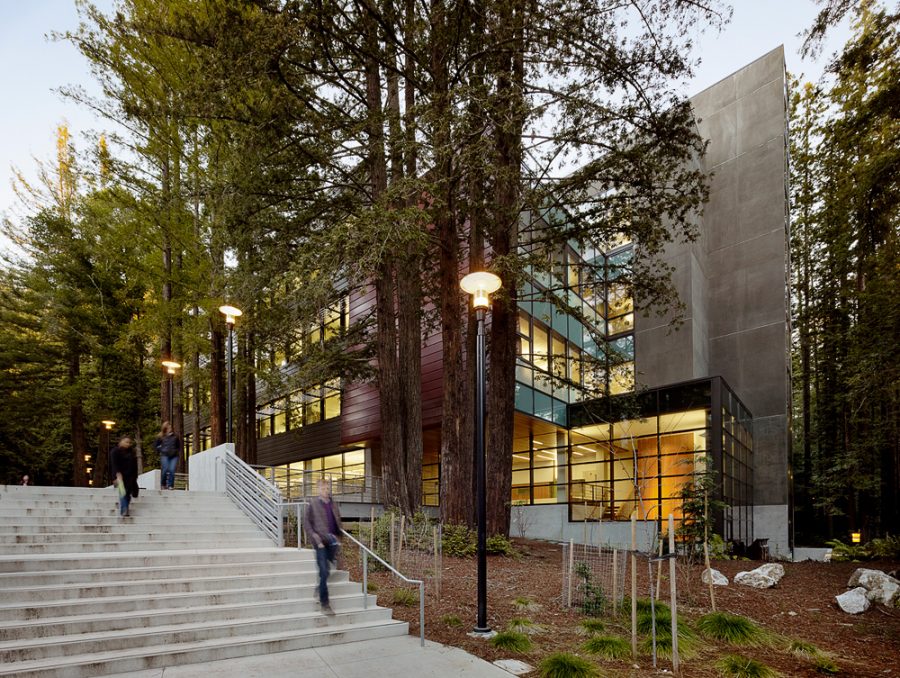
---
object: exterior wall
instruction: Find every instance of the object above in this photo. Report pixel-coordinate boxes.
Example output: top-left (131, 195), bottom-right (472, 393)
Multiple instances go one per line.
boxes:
top-left (257, 418), bottom-right (343, 467)
top-left (188, 443), bottom-right (231, 493)
top-left (513, 504), bottom-right (659, 550)
top-left (637, 47), bottom-right (791, 554)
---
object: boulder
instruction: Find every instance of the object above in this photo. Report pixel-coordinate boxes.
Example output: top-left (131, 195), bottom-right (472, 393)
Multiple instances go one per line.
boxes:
top-left (734, 563), bottom-right (784, 589)
top-left (701, 568), bottom-right (729, 586)
top-left (836, 587), bottom-right (871, 615)
top-left (734, 570), bottom-right (777, 589)
top-left (847, 568), bottom-right (900, 606)
top-left (757, 563), bottom-right (785, 584)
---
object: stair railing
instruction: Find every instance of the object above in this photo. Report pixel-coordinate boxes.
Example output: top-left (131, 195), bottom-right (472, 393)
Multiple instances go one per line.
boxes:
top-left (341, 527), bottom-right (425, 647)
top-left (221, 452), bottom-right (284, 546)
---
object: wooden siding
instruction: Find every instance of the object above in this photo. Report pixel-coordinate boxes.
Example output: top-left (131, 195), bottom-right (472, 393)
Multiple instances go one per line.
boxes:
top-left (341, 282), bottom-right (445, 445)
top-left (257, 418), bottom-right (344, 467)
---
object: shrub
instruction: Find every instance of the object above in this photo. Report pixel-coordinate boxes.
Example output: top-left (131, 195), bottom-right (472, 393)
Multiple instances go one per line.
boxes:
top-left (578, 619), bottom-right (605, 635)
top-left (486, 533), bottom-right (518, 556)
top-left (441, 614), bottom-right (462, 628)
top-left (574, 562), bottom-right (607, 616)
top-left (366, 581), bottom-right (378, 593)
top-left (698, 612), bottom-right (765, 646)
top-left (814, 656), bottom-right (839, 674)
top-left (442, 524), bottom-right (477, 558)
top-left (582, 635), bottom-right (630, 659)
top-left (538, 653), bottom-right (600, 678)
top-left (641, 631), bottom-right (700, 660)
top-left (507, 617), bottom-right (544, 635)
top-left (513, 596), bottom-right (542, 612)
top-left (391, 588), bottom-right (418, 607)
top-left (715, 654), bottom-right (779, 678)
top-left (870, 534), bottom-right (900, 560)
top-left (787, 639), bottom-right (819, 660)
top-left (826, 539), bottom-right (871, 562)
top-left (491, 630), bottom-right (533, 653)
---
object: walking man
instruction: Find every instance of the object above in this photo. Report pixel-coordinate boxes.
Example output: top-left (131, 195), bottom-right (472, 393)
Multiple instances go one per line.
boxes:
top-left (303, 478), bottom-right (342, 615)
top-left (110, 437), bottom-right (138, 517)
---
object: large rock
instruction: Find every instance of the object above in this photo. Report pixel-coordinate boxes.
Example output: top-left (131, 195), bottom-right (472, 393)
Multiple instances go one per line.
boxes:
top-left (757, 563), bottom-right (785, 584)
top-left (701, 568), bottom-right (729, 586)
top-left (734, 563), bottom-right (784, 589)
top-left (847, 568), bottom-right (900, 607)
top-left (836, 587), bottom-right (871, 614)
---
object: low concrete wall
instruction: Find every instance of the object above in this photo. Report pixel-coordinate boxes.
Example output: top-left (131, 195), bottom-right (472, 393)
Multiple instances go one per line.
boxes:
top-left (793, 547), bottom-right (832, 562)
top-left (753, 504), bottom-right (791, 558)
top-left (187, 444), bottom-right (232, 493)
top-left (137, 469), bottom-right (160, 491)
top-left (513, 504), bottom-right (659, 550)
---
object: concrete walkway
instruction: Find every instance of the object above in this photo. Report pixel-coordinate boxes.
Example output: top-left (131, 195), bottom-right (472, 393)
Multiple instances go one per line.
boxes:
top-left (105, 636), bottom-right (513, 677)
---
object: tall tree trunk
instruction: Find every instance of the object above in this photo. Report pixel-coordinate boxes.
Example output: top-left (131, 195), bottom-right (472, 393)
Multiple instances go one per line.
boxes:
top-left (70, 353), bottom-right (89, 487)
top-left (485, 0), bottom-right (525, 536)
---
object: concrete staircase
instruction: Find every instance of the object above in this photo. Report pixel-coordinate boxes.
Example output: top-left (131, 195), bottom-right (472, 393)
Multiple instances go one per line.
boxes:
top-left (0, 485), bottom-right (407, 677)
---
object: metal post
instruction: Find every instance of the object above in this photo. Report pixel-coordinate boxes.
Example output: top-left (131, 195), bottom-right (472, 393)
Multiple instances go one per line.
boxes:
top-left (419, 581), bottom-right (425, 647)
top-left (226, 323), bottom-right (234, 444)
top-left (168, 375), bottom-right (174, 425)
top-left (362, 550), bottom-right (368, 608)
top-left (474, 307), bottom-right (490, 633)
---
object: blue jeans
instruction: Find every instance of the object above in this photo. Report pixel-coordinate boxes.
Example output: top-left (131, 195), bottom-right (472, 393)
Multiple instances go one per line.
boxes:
top-left (315, 539), bottom-right (338, 605)
top-left (119, 491), bottom-right (131, 516)
top-left (161, 455), bottom-right (177, 489)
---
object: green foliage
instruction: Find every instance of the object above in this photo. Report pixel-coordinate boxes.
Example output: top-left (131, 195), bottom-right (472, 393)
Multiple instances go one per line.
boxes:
top-left (391, 588), bottom-right (418, 607)
top-left (698, 612), bottom-right (765, 646)
top-left (578, 619), bottom-right (605, 635)
top-left (441, 524), bottom-right (476, 558)
top-left (827, 536), bottom-right (900, 561)
top-left (677, 453), bottom-right (728, 558)
top-left (704, 613), bottom-right (763, 645)
top-left (507, 618), bottom-right (543, 635)
top-left (537, 653), bottom-right (600, 678)
top-left (582, 635), bottom-right (630, 659)
top-left (814, 656), bottom-right (840, 674)
top-left (513, 596), bottom-right (542, 612)
top-left (574, 562), bottom-right (607, 616)
top-left (490, 630), bottom-right (533, 653)
top-left (715, 655), bottom-right (778, 678)
top-left (787, 639), bottom-right (820, 660)
top-left (486, 534), bottom-right (518, 556)
top-left (641, 630), bottom-right (701, 660)
top-left (366, 581), bottom-right (378, 593)
top-left (441, 614), bottom-right (462, 628)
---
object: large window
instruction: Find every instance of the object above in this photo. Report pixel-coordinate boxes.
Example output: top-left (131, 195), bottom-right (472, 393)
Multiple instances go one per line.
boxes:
top-left (257, 380), bottom-right (341, 438)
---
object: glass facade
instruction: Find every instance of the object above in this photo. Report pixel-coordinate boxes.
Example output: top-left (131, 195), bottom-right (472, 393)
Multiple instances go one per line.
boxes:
top-left (515, 236), bottom-right (635, 426)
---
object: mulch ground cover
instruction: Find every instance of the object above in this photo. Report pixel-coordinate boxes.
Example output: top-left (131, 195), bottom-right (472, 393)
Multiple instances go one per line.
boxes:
top-left (344, 538), bottom-right (900, 677)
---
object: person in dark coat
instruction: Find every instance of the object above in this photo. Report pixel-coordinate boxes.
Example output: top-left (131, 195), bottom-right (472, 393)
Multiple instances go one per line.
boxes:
top-left (110, 437), bottom-right (139, 517)
top-left (303, 478), bottom-right (342, 614)
top-left (153, 422), bottom-right (181, 490)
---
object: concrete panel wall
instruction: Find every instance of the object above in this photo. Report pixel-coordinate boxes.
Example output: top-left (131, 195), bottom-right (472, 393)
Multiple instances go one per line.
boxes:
top-left (514, 504), bottom-right (659, 551)
top-left (697, 47), bottom-right (791, 550)
top-left (188, 444), bottom-right (232, 493)
top-left (635, 47), bottom-right (791, 551)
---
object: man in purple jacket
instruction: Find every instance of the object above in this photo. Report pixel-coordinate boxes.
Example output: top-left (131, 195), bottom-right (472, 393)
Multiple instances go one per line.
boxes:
top-left (303, 478), bottom-right (342, 614)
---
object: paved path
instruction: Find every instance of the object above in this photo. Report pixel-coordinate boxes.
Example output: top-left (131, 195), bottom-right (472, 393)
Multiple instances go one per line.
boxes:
top-left (105, 636), bottom-right (512, 677)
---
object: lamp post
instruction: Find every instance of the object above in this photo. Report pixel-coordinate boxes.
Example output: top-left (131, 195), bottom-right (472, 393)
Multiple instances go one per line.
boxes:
top-left (161, 359), bottom-right (182, 425)
top-left (460, 270), bottom-right (502, 634)
top-left (219, 304), bottom-right (242, 444)
top-left (101, 420), bottom-right (115, 487)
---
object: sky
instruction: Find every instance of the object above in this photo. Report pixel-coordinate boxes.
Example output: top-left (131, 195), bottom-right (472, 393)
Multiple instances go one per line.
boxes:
top-left (0, 1), bottom-right (852, 231)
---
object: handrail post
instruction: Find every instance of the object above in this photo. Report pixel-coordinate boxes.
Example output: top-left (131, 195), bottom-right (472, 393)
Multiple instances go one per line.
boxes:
top-left (419, 581), bottom-right (425, 647)
top-left (363, 550), bottom-right (368, 609)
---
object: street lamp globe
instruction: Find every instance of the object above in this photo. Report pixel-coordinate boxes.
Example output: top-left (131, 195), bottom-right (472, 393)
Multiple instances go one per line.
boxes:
top-left (101, 420), bottom-right (116, 430)
top-left (218, 304), bottom-right (242, 326)
top-left (161, 359), bottom-right (182, 375)
top-left (460, 271), bottom-right (502, 309)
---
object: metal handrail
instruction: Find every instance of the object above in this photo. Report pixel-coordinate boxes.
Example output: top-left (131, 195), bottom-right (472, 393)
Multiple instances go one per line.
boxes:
top-left (221, 453), bottom-right (284, 546)
top-left (341, 527), bottom-right (425, 647)
top-left (249, 465), bottom-right (383, 504)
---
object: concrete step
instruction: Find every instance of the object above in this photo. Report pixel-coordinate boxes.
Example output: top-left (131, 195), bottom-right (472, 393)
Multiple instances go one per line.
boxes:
top-left (3, 529), bottom-right (267, 544)
top-left (0, 520), bottom-right (260, 532)
top-left (0, 538), bottom-right (275, 555)
top-left (0, 547), bottom-right (312, 573)
top-left (1, 605), bottom-right (395, 663)
top-left (0, 618), bottom-right (409, 678)
top-left (0, 568), bottom-right (347, 604)
top-left (0, 579), bottom-right (364, 621)
top-left (0, 507), bottom-right (245, 519)
top-left (0, 557), bottom-right (317, 587)
top-left (0, 591), bottom-right (377, 641)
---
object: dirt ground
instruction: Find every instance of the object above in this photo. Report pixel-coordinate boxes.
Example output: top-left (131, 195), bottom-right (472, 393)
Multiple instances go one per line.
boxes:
top-left (344, 539), bottom-right (900, 677)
